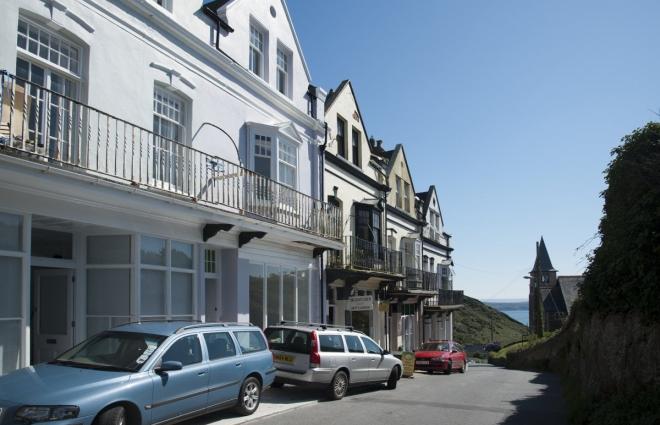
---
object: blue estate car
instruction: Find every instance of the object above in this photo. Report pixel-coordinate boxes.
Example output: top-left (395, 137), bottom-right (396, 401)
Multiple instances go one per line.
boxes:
top-left (0, 322), bottom-right (275, 425)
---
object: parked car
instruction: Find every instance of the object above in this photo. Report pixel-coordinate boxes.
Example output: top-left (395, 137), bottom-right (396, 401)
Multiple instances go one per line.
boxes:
top-left (483, 341), bottom-right (502, 352)
top-left (0, 321), bottom-right (275, 425)
top-left (264, 322), bottom-right (402, 400)
top-left (414, 340), bottom-right (468, 374)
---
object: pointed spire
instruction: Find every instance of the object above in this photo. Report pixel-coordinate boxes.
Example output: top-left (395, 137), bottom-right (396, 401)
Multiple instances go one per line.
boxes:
top-left (531, 237), bottom-right (556, 272)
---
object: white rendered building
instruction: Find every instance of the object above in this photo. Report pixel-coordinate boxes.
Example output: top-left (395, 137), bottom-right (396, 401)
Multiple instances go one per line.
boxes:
top-left (0, 0), bottom-right (341, 375)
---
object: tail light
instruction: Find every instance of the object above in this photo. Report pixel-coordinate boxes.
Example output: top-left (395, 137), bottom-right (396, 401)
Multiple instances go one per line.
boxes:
top-left (310, 330), bottom-right (321, 367)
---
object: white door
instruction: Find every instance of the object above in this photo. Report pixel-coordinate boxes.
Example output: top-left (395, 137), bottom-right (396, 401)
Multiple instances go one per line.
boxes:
top-left (33, 269), bottom-right (74, 363)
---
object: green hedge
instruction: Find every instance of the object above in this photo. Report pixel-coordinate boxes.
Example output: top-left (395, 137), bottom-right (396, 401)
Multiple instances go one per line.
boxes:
top-left (581, 122), bottom-right (660, 321)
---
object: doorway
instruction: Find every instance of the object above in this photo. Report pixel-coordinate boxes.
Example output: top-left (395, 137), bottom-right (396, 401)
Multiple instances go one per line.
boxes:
top-left (31, 268), bottom-right (74, 364)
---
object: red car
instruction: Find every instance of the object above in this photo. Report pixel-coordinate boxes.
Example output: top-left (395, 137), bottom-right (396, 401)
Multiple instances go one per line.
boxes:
top-left (414, 340), bottom-right (468, 374)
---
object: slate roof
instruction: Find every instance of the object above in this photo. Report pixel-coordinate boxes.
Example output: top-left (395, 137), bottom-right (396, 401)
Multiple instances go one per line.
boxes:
top-left (531, 237), bottom-right (557, 272)
top-left (557, 275), bottom-right (583, 313)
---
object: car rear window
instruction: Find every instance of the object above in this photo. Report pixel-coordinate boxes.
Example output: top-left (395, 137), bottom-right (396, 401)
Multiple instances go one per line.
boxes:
top-left (319, 334), bottom-right (345, 352)
top-left (233, 330), bottom-right (267, 354)
top-left (264, 328), bottom-right (310, 354)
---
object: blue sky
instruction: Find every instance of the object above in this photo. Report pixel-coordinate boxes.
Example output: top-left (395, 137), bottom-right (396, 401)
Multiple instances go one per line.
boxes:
top-left (287, 0), bottom-right (660, 300)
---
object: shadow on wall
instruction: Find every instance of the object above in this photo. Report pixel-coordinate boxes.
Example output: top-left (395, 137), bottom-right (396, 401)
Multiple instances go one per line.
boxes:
top-left (498, 372), bottom-right (568, 425)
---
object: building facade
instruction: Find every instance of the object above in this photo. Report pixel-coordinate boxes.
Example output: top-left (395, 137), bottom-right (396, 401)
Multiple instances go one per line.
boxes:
top-left (0, 0), bottom-right (341, 375)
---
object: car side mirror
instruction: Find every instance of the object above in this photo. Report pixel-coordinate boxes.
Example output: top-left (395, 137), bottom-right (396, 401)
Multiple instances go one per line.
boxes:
top-left (382, 350), bottom-right (390, 356)
top-left (155, 360), bottom-right (183, 374)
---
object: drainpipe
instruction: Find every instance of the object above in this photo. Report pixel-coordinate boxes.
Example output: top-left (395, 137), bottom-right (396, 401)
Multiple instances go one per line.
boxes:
top-left (319, 121), bottom-right (328, 323)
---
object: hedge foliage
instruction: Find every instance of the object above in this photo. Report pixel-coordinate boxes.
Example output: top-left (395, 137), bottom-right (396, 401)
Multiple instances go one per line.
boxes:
top-left (581, 122), bottom-right (660, 320)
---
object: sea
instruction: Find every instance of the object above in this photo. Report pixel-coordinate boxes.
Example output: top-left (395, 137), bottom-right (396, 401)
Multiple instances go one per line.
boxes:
top-left (501, 310), bottom-right (529, 326)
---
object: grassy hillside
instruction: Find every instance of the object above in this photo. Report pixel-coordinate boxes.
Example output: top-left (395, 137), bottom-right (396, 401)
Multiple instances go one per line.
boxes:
top-left (453, 296), bottom-right (529, 346)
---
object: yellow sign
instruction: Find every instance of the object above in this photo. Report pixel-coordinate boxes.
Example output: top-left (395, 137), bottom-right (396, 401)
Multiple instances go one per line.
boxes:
top-left (273, 353), bottom-right (294, 364)
top-left (401, 351), bottom-right (415, 377)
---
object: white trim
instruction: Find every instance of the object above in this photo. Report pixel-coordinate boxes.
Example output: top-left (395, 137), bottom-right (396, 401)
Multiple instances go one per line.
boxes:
top-left (77, 0), bottom-right (325, 133)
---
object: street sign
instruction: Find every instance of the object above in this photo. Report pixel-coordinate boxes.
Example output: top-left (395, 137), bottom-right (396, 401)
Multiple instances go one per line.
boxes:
top-left (348, 295), bottom-right (373, 311)
top-left (401, 351), bottom-right (415, 377)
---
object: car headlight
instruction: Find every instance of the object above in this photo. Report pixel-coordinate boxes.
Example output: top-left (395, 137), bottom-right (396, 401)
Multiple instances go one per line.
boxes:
top-left (16, 406), bottom-right (80, 422)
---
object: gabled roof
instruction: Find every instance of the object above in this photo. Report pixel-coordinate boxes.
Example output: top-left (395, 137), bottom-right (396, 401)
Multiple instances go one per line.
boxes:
top-left (417, 185), bottom-right (445, 227)
top-left (557, 275), bottom-right (583, 313)
top-left (531, 237), bottom-right (556, 272)
top-left (203, 0), bottom-right (312, 81)
top-left (324, 79), bottom-right (370, 144)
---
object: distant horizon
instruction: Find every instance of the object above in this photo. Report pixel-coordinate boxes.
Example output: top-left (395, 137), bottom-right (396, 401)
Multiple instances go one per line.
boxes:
top-left (481, 298), bottom-right (528, 303)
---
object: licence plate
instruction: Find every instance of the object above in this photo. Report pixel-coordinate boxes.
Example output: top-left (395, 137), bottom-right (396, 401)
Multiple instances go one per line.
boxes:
top-left (416, 360), bottom-right (430, 365)
top-left (274, 353), bottom-right (295, 364)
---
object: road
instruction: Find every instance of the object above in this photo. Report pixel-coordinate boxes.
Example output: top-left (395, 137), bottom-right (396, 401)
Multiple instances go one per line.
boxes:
top-left (186, 365), bottom-right (568, 425)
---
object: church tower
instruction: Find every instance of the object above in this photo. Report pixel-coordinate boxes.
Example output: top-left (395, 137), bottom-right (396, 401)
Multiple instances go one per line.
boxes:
top-left (528, 237), bottom-right (557, 334)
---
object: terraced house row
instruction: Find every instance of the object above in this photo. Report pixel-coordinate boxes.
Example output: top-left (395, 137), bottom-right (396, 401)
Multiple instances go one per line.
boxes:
top-left (0, 0), bottom-right (461, 375)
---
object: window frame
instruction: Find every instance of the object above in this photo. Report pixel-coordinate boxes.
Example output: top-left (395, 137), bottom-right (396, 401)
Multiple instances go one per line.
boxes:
top-left (351, 127), bottom-right (361, 167)
top-left (336, 116), bottom-right (347, 158)
top-left (249, 22), bottom-right (266, 79)
top-left (248, 127), bottom-right (300, 190)
top-left (159, 334), bottom-right (203, 368)
top-left (395, 176), bottom-right (403, 209)
top-left (276, 44), bottom-right (292, 97)
top-left (202, 331), bottom-right (237, 361)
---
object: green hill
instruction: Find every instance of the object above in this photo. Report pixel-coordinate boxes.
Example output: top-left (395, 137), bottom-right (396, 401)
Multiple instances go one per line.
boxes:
top-left (453, 296), bottom-right (529, 346)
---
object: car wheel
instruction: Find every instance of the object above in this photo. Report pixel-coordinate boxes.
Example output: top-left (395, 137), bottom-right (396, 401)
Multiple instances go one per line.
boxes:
top-left (426, 370), bottom-right (434, 375)
top-left (235, 377), bottom-right (261, 416)
top-left (386, 367), bottom-right (399, 390)
top-left (460, 361), bottom-right (468, 374)
top-left (444, 362), bottom-right (452, 375)
top-left (327, 370), bottom-right (349, 400)
top-left (97, 406), bottom-right (126, 425)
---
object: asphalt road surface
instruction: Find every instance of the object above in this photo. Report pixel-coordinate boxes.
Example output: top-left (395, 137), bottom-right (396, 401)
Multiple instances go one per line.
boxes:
top-left (189, 365), bottom-right (568, 425)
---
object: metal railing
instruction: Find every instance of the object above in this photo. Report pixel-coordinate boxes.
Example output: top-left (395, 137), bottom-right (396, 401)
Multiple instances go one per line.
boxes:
top-left (423, 227), bottom-right (449, 247)
top-left (0, 72), bottom-right (341, 240)
top-left (326, 236), bottom-right (403, 275)
top-left (425, 289), bottom-right (464, 308)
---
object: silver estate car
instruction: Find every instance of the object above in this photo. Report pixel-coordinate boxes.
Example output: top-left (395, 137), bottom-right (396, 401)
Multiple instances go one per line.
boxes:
top-left (264, 323), bottom-right (402, 400)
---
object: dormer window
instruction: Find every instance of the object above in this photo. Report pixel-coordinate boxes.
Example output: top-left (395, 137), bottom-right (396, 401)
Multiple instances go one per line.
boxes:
top-left (249, 24), bottom-right (264, 78)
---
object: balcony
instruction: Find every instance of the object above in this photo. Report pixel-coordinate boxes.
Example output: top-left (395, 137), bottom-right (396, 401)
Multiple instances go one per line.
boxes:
top-left (423, 227), bottom-right (450, 248)
top-left (385, 268), bottom-right (438, 295)
top-left (0, 72), bottom-right (341, 241)
top-left (327, 236), bottom-right (403, 277)
top-left (425, 289), bottom-right (464, 311)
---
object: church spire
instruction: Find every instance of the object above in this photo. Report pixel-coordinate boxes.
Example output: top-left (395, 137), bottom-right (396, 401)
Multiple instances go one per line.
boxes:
top-left (531, 237), bottom-right (556, 273)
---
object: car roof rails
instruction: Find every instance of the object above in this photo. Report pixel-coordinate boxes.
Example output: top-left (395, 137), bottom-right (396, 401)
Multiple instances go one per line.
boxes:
top-left (278, 321), bottom-right (355, 332)
top-left (176, 322), bottom-right (254, 333)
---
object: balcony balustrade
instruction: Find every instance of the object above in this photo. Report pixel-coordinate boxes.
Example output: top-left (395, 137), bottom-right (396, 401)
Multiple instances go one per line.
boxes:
top-left (425, 289), bottom-right (464, 309)
top-left (0, 71), bottom-right (341, 240)
top-left (327, 236), bottom-right (403, 276)
top-left (423, 227), bottom-right (450, 247)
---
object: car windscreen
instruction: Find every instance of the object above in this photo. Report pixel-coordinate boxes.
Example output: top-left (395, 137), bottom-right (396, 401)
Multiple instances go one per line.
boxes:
top-left (264, 328), bottom-right (310, 354)
top-left (52, 331), bottom-right (166, 372)
top-left (421, 342), bottom-right (450, 352)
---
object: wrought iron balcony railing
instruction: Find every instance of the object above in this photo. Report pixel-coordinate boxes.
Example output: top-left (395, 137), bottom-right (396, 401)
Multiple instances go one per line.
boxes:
top-left (425, 289), bottom-right (464, 308)
top-left (327, 236), bottom-right (403, 275)
top-left (0, 71), bottom-right (341, 240)
top-left (423, 226), bottom-right (450, 247)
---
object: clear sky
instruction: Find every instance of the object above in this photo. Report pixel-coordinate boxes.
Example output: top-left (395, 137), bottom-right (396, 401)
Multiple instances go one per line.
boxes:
top-left (287, 0), bottom-right (660, 300)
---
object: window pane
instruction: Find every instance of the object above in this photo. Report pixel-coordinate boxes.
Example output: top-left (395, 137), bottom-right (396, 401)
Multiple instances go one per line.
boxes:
top-left (344, 335), bottom-right (364, 353)
top-left (163, 335), bottom-right (202, 366)
top-left (282, 269), bottom-right (295, 321)
top-left (87, 269), bottom-right (130, 316)
top-left (267, 266), bottom-right (280, 326)
top-left (319, 335), bottom-right (345, 352)
top-left (0, 257), bottom-right (22, 318)
top-left (360, 337), bottom-right (382, 354)
top-left (0, 320), bottom-right (21, 375)
top-left (87, 235), bottom-right (131, 265)
top-left (140, 269), bottom-right (166, 315)
top-left (204, 332), bottom-right (236, 360)
top-left (141, 236), bottom-right (166, 266)
top-left (171, 272), bottom-right (193, 315)
top-left (234, 331), bottom-right (267, 354)
top-left (0, 212), bottom-right (22, 251)
top-left (171, 241), bottom-right (193, 269)
top-left (296, 270), bottom-right (308, 323)
top-left (31, 228), bottom-right (73, 259)
top-left (249, 263), bottom-right (264, 329)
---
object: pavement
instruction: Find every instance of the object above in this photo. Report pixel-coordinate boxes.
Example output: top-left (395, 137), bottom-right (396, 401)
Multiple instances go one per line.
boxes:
top-left (183, 365), bottom-right (568, 425)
